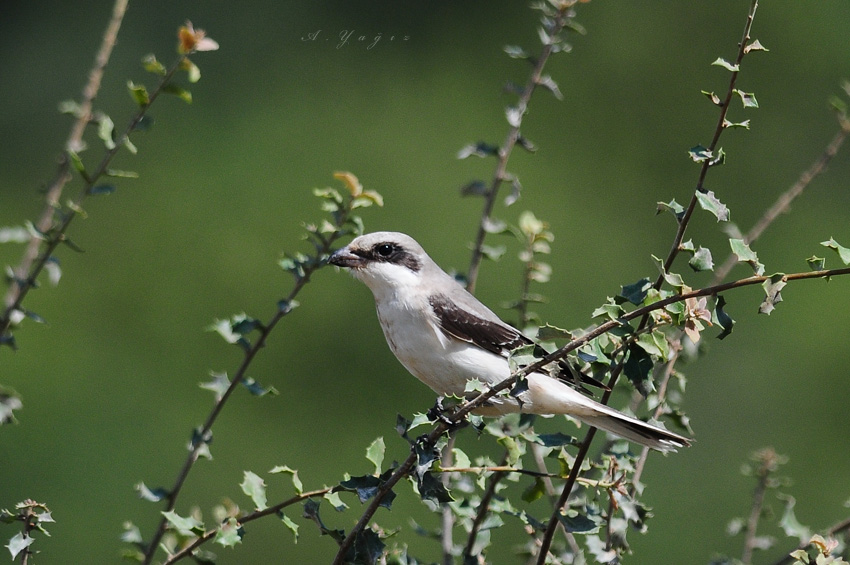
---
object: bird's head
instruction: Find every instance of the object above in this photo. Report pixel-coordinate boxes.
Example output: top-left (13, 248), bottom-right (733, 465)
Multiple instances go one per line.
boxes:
top-left (328, 232), bottom-right (429, 295)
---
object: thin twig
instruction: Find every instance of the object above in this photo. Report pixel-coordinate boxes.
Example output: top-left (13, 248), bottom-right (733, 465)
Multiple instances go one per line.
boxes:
top-left (163, 487), bottom-right (333, 564)
top-left (466, 2), bottom-right (576, 293)
top-left (1, 0), bottom-right (129, 333)
top-left (144, 224), bottom-right (350, 564)
top-left (462, 452), bottom-right (510, 561)
top-left (741, 448), bottom-right (781, 564)
top-left (714, 116), bottom-right (850, 282)
top-left (440, 434), bottom-right (456, 565)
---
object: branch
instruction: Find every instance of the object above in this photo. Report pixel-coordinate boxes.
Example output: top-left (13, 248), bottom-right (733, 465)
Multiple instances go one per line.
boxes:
top-left (771, 516), bottom-right (850, 565)
top-left (714, 115), bottom-right (850, 282)
top-left (657, 0), bottom-right (761, 284)
top-left (461, 452), bottom-right (509, 561)
top-left (466, 2), bottom-right (577, 293)
top-left (1, 0), bottom-right (128, 334)
top-left (162, 488), bottom-right (333, 564)
top-left (143, 211), bottom-right (359, 563)
top-left (1, 21), bottom-right (199, 341)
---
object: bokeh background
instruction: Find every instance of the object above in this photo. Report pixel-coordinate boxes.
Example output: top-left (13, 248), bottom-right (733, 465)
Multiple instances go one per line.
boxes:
top-left (1, 1), bottom-right (849, 562)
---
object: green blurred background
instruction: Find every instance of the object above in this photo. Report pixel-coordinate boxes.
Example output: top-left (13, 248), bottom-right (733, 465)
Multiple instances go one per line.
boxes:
top-left (2, 1), bottom-right (849, 562)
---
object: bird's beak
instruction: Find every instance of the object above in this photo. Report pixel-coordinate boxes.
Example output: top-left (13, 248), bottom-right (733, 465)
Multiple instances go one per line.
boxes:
top-left (328, 246), bottom-right (364, 269)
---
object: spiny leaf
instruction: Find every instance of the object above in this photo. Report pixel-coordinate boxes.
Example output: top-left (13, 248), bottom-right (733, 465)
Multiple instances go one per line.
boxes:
top-left (199, 371), bottom-right (230, 401)
top-left (162, 83), bottom-right (192, 104)
top-left (624, 343), bottom-right (654, 398)
top-left (759, 274), bottom-right (786, 315)
top-left (127, 81), bottom-right (150, 107)
top-left (657, 199), bottom-right (685, 220)
top-left (240, 471), bottom-right (268, 510)
top-left (688, 145), bottom-right (713, 163)
top-left (821, 237), bottom-right (850, 265)
top-left (701, 90), bottom-right (723, 106)
top-left (5, 532), bottom-right (34, 560)
top-left (135, 482), bottom-right (169, 502)
top-left (688, 246), bottom-right (714, 272)
top-left (214, 517), bottom-right (243, 548)
top-left (734, 89), bottom-right (759, 108)
top-left (619, 278), bottom-right (651, 306)
top-left (806, 256), bottom-right (825, 271)
top-left (744, 39), bottom-right (769, 53)
top-left (711, 57), bottom-right (739, 72)
top-left (162, 510), bottom-right (204, 536)
top-left (366, 437), bottom-right (385, 476)
top-left (729, 239), bottom-right (765, 275)
top-left (270, 465), bottom-right (304, 495)
top-left (714, 295), bottom-right (735, 339)
top-left (695, 190), bottom-right (729, 221)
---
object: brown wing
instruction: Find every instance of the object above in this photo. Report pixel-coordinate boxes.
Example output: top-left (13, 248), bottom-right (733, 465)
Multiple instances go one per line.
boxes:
top-left (429, 294), bottom-right (530, 355)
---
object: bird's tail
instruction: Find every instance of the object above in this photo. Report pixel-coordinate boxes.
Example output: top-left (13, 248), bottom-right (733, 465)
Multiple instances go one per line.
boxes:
top-left (525, 373), bottom-right (691, 453)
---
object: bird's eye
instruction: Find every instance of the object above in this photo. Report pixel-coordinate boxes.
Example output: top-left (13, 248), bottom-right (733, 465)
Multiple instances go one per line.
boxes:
top-left (376, 243), bottom-right (394, 257)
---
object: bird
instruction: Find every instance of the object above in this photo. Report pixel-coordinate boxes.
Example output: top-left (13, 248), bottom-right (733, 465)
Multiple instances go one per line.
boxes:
top-left (328, 231), bottom-right (691, 452)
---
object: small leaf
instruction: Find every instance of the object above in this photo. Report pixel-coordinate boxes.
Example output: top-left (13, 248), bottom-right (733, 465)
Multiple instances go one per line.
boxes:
top-left (619, 278), bottom-right (651, 306)
top-left (696, 190), bottom-right (730, 222)
top-left (734, 89), bottom-right (759, 108)
top-left (537, 75), bottom-right (563, 100)
top-left (5, 532), bottom-right (34, 560)
top-left (97, 115), bottom-right (116, 150)
top-left (821, 237), bottom-right (850, 265)
top-left (181, 58), bottom-right (201, 83)
top-left (460, 180), bottom-right (489, 197)
top-left (536, 324), bottom-right (571, 341)
top-left (480, 244), bottom-right (506, 261)
top-left (656, 199), bottom-right (685, 220)
top-left (806, 256), bottom-right (825, 271)
top-left (744, 39), bottom-right (769, 53)
top-left (624, 343), bottom-right (655, 397)
top-left (723, 118), bottom-right (751, 129)
top-left (714, 295), bottom-right (735, 339)
top-left (503, 45), bottom-right (530, 60)
top-left (162, 510), bottom-right (204, 536)
top-left (712, 57), bottom-right (739, 72)
top-left (241, 377), bottom-right (278, 397)
top-left (366, 437), bottom-right (385, 476)
top-left (506, 105), bottom-right (523, 127)
top-left (162, 83), bottom-right (192, 104)
top-left (457, 142), bottom-right (499, 159)
top-left (88, 184), bottom-right (116, 196)
top-left (279, 512), bottom-right (299, 543)
top-left (214, 517), bottom-right (243, 548)
top-left (688, 246), bottom-right (714, 272)
top-left (127, 81), bottom-right (150, 106)
top-left (522, 478), bottom-right (546, 503)
top-left (142, 54), bottom-right (166, 75)
top-left (270, 465), bottom-right (304, 495)
top-left (503, 175), bottom-right (522, 207)
top-left (105, 169), bottom-right (139, 178)
top-left (701, 90), bottom-right (723, 106)
top-left (729, 239), bottom-right (765, 275)
top-left (240, 471), bottom-right (268, 510)
top-left (759, 274), bottom-right (786, 315)
top-left (68, 150), bottom-right (87, 175)
top-left (688, 145), bottom-right (713, 163)
top-left (558, 511), bottom-right (599, 533)
top-left (135, 482), bottom-right (170, 502)
top-left (535, 433), bottom-right (577, 447)
top-left (417, 471), bottom-right (453, 504)
top-left (199, 371), bottom-right (230, 401)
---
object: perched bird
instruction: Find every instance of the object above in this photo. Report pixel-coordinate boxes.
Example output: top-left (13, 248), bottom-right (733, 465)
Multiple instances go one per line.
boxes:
top-left (329, 231), bottom-right (690, 452)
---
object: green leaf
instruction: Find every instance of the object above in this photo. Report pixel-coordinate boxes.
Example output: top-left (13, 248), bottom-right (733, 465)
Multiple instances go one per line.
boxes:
top-left (5, 532), bottom-right (34, 560)
top-left (821, 237), bottom-right (850, 265)
top-left (97, 115), bottom-right (116, 150)
top-left (338, 473), bottom-right (396, 508)
top-left (135, 482), bottom-right (169, 502)
top-left (240, 471), bottom-right (268, 510)
top-left (778, 494), bottom-right (811, 543)
top-left (695, 190), bottom-right (730, 221)
top-left (105, 168), bottom-right (139, 178)
top-left (535, 432), bottom-right (577, 447)
top-left (714, 295), bottom-right (735, 340)
top-left (417, 471), bottom-right (453, 504)
top-left (744, 39), bottom-right (769, 53)
top-left (656, 199), bottom-right (685, 220)
top-left (68, 150), bottom-right (87, 175)
top-left (162, 510), bottom-right (204, 536)
top-left (366, 437), bottom-right (385, 475)
top-left (723, 118), bottom-right (751, 129)
top-left (537, 75), bottom-right (563, 100)
top-left (199, 371), bottom-right (230, 401)
top-left (162, 83), bottom-right (192, 104)
top-left (522, 477), bottom-right (546, 503)
top-left (279, 512), bottom-right (299, 543)
top-left (701, 90), bottom-right (723, 106)
top-left (498, 436), bottom-right (521, 466)
top-left (806, 256), bottom-right (825, 271)
top-left (624, 343), bottom-right (655, 397)
top-left (759, 274), bottom-right (786, 315)
top-left (457, 142), bottom-right (499, 159)
top-left (734, 89), bottom-right (759, 108)
top-left (87, 184), bottom-right (116, 196)
top-left (141, 54), bottom-right (166, 75)
top-left (619, 278), bottom-right (651, 306)
top-left (480, 244), bottom-right (506, 261)
top-left (637, 330), bottom-right (669, 361)
top-left (729, 239), bottom-right (765, 275)
top-left (214, 517), bottom-right (243, 548)
top-left (127, 81), bottom-right (150, 106)
top-left (591, 298), bottom-right (624, 321)
top-left (688, 246), bottom-right (714, 272)
top-left (269, 465), bottom-right (304, 495)
top-left (460, 180), bottom-right (489, 197)
top-left (558, 511), bottom-right (599, 533)
top-left (503, 45), bottom-right (530, 59)
top-left (536, 324), bottom-right (572, 341)
top-left (122, 135), bottom-right (138, 155)
top-left (688, 145), bottom-right (713, 163)
top-left (651, 255), bottom-right (685, 289)
top-left (711, 57), bottom-right (739, 72)
top-left (241, 377), bottom-right (278, 397)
